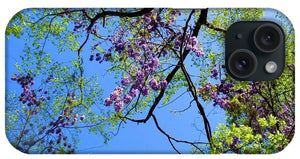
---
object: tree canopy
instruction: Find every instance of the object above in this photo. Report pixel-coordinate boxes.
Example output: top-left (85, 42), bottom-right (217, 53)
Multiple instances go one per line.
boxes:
top-left (5, 8), bottom-right (294, 154)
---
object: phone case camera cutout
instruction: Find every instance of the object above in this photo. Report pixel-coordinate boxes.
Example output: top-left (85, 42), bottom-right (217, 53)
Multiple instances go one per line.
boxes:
top-left (5, 8), bottom-right (295, 154)
top-left (226, 21), bottom-right (285, 81)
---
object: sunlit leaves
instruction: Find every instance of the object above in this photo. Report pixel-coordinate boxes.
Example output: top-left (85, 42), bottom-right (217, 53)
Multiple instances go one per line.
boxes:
top-left (5, 8), bottom-right (294, 154)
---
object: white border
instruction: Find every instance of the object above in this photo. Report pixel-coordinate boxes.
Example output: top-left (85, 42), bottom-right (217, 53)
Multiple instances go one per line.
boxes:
top-left (1, 1), bottom-right (298, 159)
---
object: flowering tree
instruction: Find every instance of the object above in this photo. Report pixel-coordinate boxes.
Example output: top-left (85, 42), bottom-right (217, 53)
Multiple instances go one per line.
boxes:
top-left (5, 8), bottom-right (294, 154)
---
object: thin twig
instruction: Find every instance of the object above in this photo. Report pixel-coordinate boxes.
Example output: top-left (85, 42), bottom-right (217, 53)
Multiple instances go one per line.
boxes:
top-left (151, 114), bottom-right (208, 154)
top-left (170, 99), bottom-right (195, 113)
top-left (158, 91), bottom-right (188, 108)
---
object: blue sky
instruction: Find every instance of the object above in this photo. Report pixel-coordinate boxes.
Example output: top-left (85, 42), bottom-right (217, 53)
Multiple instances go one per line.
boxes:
top-left (5, 8), bottom-right (283, 154)
top-left (6, 33), bottom-right (225, 155)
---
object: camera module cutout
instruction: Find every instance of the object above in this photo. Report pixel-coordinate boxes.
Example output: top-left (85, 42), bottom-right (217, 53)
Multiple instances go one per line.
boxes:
top-left (225, 21), bottom-right (285, 81)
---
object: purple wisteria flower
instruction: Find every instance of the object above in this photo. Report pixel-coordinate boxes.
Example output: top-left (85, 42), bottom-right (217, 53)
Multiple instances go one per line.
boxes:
top-left (210, 91), bottom-right (218, 99)
top-left (283, 126), bottom-right (291, 135)
top-left (110, 91), bottom-right (119, 101)
top-left (141, 86), bottom-right (149, 96)
top-left (151, 57), bottom-right (160, 68)
top-left (115, 86), bottom-right (124, 94)
top-left (121, 76), bottom-right (130, 86)
top-left (160, 80), bottom-right (168, 90)
top-left (137, 70), bottom-right (145, 80)
top-left (190, 36), bottom-right (198, 45)
top-left (144, 16), bottom-right (151, 23)
top-left (130, 88), bottom-right (138, 97)
top-left (211, 69), bottom-right (218, 79)
top-left (204, 83), bottom-right (212, 91)
top-left (283, 105), bottom-right (291, 114)
top-left (114, 99), bottom-right (124, 112)
top-left (104, 97), bottom-right (113, 106)
top-left (149, 78), bottom-right (159, 91)
top-left (217, 98), bottom-right (230, 108)
top-left (195, 45), bottom-right (205, 57)
top-left (186, 44), bottom-right (193, 51)
top-left (124, 94), bottom-right (133, 104)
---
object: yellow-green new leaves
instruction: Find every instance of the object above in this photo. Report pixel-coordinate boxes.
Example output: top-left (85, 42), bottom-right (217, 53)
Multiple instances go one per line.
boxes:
top-left (258, 114), bottom-right (278, 129)
top-left (210, 122), bottom-right (288, 154)
top-left (6, 24), bottom-right (24, 39)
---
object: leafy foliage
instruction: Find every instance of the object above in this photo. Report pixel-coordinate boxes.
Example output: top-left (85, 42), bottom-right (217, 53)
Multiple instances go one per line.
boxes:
top-left (5, 8), bottom-right (294, 154)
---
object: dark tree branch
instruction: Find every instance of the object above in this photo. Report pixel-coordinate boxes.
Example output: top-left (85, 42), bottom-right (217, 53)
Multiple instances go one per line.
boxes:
top-left (168, 138), bottom-right (181, 154)
top-left (77, 33), bottom-right (90, 105)
top-left (41, 16), bottom-right (56, 52)
top-left (180, 63), bottom-right (212, 144)
top-left (158, 91), bottom-right (188, 108)
top-left (175, 8), bottom-right (212, 144)
top-left (87, 8), bottom-right (154, 31)
top-left (170, 99), bottom-right (195, 113)
top-left (32, 9), bottom-right (86, 24)
top-left (253, 83), bottom-right (276, 114)
top-left (82, 9), bottom-right (92, 20)
top-left (16, 114), bottom-right (31, 150)
top-left (151, 114), bottom-right (207, 154)
top-left (120, 9), bottom-right (209, 124)
top-left (205, 22), bottom-right (227, 33)
top-left (110, 119), bottom-right (125, 136)
top-left (179, 9), bottom-right (195, 57)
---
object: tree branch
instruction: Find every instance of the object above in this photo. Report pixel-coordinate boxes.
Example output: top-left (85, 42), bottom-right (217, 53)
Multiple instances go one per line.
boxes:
top-left (180, 63), bottom-right (212, 144)
top-left (179, 9), bottom-right (195, 57)
top-left (77, 33), bottom-right (90, 105)
top-left (205, 22), bottom-right (227, 33)
top-left (31, 9), bottom-right (86, 24)
top-left (87, 8), bottom-right (154, 31)
top-left (176, 8), bottom-right (212, 144)
top-left (170, 99), bottom-right (194, 113)
top-left (168, 138), bottom-right (181, 154)
top-left (158, 91), bottom-right (188, 108)
top-left (151, 114), bottom-right (207, 154)
top-left (119, 9), bottom-right (209, 124)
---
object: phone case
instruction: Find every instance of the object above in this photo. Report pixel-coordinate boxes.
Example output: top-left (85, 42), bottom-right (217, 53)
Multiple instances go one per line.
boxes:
top-left (5, 8), bottom-right (295, 154)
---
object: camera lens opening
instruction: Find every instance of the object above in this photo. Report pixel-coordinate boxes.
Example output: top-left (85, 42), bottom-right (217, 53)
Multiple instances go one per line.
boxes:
top-left (228, 49), bottom-right (257, 79)
top-left (254, 23), bottom-right (284, 53)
